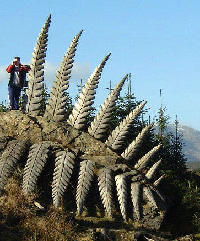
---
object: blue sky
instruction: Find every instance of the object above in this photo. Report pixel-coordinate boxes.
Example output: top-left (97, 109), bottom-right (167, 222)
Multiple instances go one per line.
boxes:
top-left (0, 1), bottom-right (200, 130)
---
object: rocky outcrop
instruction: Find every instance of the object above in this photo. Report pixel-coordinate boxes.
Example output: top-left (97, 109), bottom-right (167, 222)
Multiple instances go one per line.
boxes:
top-left (0, 111), bottom-right (119, 167)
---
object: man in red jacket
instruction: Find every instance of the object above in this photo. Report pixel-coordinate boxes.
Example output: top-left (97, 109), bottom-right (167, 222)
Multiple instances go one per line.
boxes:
top-left (6, 57), bottom-right (30, 110)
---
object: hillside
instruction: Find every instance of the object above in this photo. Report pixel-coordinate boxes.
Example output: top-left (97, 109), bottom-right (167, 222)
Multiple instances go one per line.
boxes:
top-left (186, 162), bottom-right (200, 170)
top-left (167, 124), bottom-right (200, 163)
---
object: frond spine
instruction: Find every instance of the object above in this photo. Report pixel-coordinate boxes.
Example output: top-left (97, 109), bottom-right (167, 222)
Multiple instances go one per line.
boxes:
top-left (0, 140), bottom-right (27, 193)
top-left (45, 30), bottom-right (83, 121)
top-left (98, 168), bottom-right (114, 217)
top-left (145, 159), bottom-right (162, 179)
top-left (121, 123), bottom-right (154, 162)
top-left (76, 160), bottom-right (94, 215)
top-left (106, 101), bottom-right (147, 151)
top-left (131, 182), bottom-right (142, 220)
top-left (26, 15), bottom-right (51, 116)
top-left (88, 74), bottom-right (127, 139)
top-left (143, 186), bottom-right (159, 210)
top-left (68, 54), bottom-right (111, 130)
top-left (22, 142), bottom-right (51, 195)
top-left (52, 150), bottom-right (76, 208)
top-left (134, 144), bottom-right (161, 170)
top-left (115, 174), bottom-right (127, 220)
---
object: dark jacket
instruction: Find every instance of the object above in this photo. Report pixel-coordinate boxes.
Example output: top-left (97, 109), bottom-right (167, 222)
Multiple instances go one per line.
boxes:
top-left (6, 64), bottom-right (30, 88)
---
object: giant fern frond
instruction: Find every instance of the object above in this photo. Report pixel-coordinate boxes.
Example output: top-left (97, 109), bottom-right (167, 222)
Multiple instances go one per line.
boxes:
top-left (121, 123), bottom-right (154, 162)
top-left (154, 175), bottom-right (165, 187)
top-left (153, 187), bottom-right (166, 203)
top-left (45, 30), bottom-right (83, 122)
top-left (52, 150), bottom-right (76, 207)
top-left (0, 140), bottom-right (27, 194)
top-left (134, 144), bottom-right (161, 170)
top-left (22, 142), bottom-right (51, 195)
top-left (68, 54), bottom-right (111, 130)
top-left (115, 174), bottom-right (127, 220)
top-left (145, 159), bottom-right (162, 179)
top-left (26, 15), bottom-right (51, 116)
top-left (143, 186), bottom-right (159, 210)
top-left (88, 75), bottom-right (127, 140)
top-left (76, 160), bottom-right (94, 215)
top-left (131, 182), bottom-right (142, 220)
top-left (106, 101), bottom-right (147, 151)
top-left (98, 168), bottom-right (114, 217)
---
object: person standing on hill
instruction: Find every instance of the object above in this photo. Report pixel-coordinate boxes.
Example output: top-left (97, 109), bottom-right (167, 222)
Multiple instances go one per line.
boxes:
top-left (6, 57), bottom-right (30, 110)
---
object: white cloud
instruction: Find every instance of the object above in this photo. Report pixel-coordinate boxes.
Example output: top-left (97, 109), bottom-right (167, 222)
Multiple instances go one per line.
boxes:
top-left (44, 62), bottom-right (58, 83)
top-left (0, 65), bottom-right (9, 83)
top-left (44, 61), bottom-right (90, 88)
top-left (45, 61), bottom-right (90, 80)
top-left (71, 62), bottom-right (91, 82)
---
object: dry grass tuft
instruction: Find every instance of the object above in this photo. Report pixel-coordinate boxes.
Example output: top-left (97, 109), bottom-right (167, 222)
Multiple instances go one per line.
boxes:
top-left (0, 174), bottom-right (80, 241)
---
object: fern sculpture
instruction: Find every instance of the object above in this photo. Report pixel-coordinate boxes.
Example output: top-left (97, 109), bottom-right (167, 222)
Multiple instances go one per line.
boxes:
top-left (0, 140), bottom-right (27, 193)
top-left (121, 123), bottom-right (154, 161)
top-left (154, 175), bottom-right (165, 187)
top-left (76, 160), bottom-right (94, 215)
top-left (26, 15), bottom-right (51, 116)
top-left (134, 144), bottom-right (161, 170)
top-left (98, 168), bottom-right (114, 217)
top-left (0, 15), bottom-right (169, 230)
top-left (88, 74), bottom-right (128, 140)
top-left (52, 150), bottom-right (76, 207)
top-left (145, 159), bottom-right (162, 179)
top-left (68, 53), bottom-right (111, 130)
top-left (22, 142), bottom-right (51, 195)
top-left (105, 101), bottom-right (147, 151)
top-left (131, 182), bottom-right (142, 220)
top-left (143, 186), bottom-right (159, 210)
top-left (115, 174), bottom-right (128, 221)
top-left (45, 30), bottom-right (83, 122)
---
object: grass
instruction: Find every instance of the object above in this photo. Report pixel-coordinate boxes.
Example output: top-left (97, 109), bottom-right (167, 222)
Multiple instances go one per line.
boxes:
top-left (0, 175), bottom-right (80, 241)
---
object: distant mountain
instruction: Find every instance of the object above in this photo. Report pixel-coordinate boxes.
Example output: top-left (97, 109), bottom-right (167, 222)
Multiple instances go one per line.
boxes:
top-left (186, 162), bottom-right (200, 170)
top-left (166, 124), bottom-right (200, 163)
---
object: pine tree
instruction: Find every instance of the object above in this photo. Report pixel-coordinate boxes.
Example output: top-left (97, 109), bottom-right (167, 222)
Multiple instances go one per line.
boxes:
top-left (40, 84), bottom-right (50, 115)
top-left (168, 116), bottom-right (187, 176)
top-left (155, 104), bottom-right (187, 177)
top-left (0, 101), bottom-right (7, 112)
top-left (65, 92), bottom-right (73, 119)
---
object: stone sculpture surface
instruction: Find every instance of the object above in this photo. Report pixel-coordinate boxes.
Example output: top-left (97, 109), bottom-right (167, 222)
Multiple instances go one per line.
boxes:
top-left (0, 15), bottom-right (168, 230)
